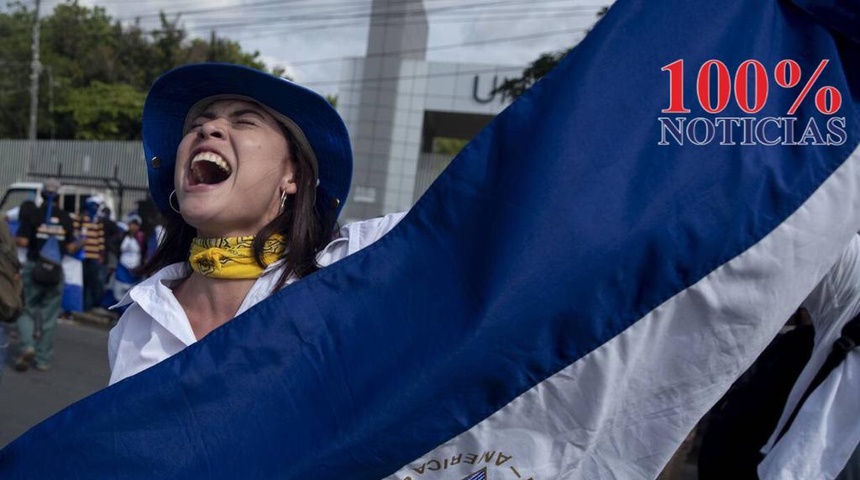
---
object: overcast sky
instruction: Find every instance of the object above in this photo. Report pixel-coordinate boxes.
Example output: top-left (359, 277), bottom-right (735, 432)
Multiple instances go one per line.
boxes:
top-left (54, 0), bottom-right (612, 97)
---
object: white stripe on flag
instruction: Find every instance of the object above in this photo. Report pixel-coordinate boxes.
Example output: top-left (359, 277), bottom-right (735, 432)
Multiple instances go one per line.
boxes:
top-left (389, 143), bottom-right (860, 480)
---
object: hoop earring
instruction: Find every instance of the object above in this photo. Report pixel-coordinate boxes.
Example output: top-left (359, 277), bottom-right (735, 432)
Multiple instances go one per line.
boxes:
top-left (278, 189), bottom-right (288, 214)
top-left (169, 190), bottom-right (181, 214)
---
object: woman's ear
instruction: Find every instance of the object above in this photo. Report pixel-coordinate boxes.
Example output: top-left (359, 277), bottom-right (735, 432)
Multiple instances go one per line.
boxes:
top-left (280, 173), bottom-right (298, 195)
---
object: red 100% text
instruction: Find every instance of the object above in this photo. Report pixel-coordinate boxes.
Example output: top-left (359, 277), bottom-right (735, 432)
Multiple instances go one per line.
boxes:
top-left (658, 59), bottom-right (846, 146)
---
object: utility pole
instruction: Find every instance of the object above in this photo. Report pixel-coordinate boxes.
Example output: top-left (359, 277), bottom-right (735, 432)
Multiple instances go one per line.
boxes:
top-left (28, 0), bottom-right (42, 141)
top-left (27, 0), bottom-right (42, 172)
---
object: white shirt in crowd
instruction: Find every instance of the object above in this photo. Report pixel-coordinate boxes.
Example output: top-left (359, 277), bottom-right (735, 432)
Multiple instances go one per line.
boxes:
top-left (119, 234), bottom-right (143, 271)
top-left (108, 212), bottom-right (405, 385)
top-left (759, 234), bottom-right (860, 480)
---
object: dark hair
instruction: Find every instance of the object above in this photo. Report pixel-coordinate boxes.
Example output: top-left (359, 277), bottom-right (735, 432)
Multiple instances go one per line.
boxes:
top-left (139, 124), bottom-right (334, 291)
top-left (136, 196), bottom-right (163, 239)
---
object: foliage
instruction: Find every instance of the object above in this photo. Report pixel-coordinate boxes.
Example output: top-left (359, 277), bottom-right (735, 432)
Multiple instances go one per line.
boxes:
top-left (55, 81), bottom-right (145, 140)
top-left (0, 0), bottom-right (277, 140)
top-left (0, 3), bottom-right (38, 138)
top-left (494, 6), bottom-right (609, 100)
top-left (432, 137), bottom-right (469, 156)
top-left (493, 49), bottom-right (571, 100)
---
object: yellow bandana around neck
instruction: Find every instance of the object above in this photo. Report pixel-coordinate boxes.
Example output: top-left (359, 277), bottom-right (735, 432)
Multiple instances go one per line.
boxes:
top-left (189, 235), bottom-right (286, 279)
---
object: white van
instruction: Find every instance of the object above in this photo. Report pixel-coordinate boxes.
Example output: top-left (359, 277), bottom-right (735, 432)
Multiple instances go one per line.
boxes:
top-left (0, 181), bottom-right (118, 224)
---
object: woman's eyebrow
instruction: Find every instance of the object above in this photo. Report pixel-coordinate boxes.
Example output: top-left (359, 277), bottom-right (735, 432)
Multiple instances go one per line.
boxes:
top-left (191, 108), bottom-right (267, 123)
top-left (192, 111), bottom-right (218, 122)
top-left (229, 108), bottom-right (267, 119)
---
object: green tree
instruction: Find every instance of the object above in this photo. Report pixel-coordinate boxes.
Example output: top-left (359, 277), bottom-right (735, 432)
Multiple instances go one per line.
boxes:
top-left (432, 137), bottom-right (468, 156)
top-left (187, 31), bottom-right (266, 69)
top-left (40, 2), bottom-right (117, 87)
top-left (494, 49), bottom-right (571, 100)
top-left (55, 81), bottom-right (145, 140)
top-left (494, 7), bottom-right (609, 100)
top-left (0, 2), bottom-right (38, 138)
top-left (0, 0), bottom-right (279, 140)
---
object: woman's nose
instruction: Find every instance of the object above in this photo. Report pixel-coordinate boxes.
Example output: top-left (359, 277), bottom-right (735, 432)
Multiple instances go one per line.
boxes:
top-left (198, 119), bottom-right (226, 139)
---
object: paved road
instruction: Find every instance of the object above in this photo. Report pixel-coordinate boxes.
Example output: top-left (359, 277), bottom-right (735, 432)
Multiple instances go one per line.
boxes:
top-left (0, 319), bottom-right (110, 448)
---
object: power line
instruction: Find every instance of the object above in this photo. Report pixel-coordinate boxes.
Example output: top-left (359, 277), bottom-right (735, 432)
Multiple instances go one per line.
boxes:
top-left (296, 37), bottom-right (586, 90)
top-left (28, 1), bottom-right (595, 63)
top-left (221, 8), bottom-right (599, 45)
top-left (37, 0), bottom-right (605, 53)
top-left (100, 0), bottom-right (600, 18)
top-left (33, 0), bottom-right (602, 94)
top-left (303, 64), bottom-right (531, 89)
top-left (41, 0), bottom-right (609, 33)
top-left (179, 8), bottom-right (599, 29)
top-left (289, 27), bottom-right (584, 66)
top-left (106, 0), bottom-right (600, 25)
top-left (216, 10), bottom-right (596, 43)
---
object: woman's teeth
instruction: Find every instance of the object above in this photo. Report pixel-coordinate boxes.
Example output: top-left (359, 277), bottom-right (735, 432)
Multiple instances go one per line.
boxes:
top-left (190, 152), bottom-right (232, 185)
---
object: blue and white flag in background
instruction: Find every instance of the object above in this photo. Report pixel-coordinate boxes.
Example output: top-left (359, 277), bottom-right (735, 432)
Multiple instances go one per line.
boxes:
top-left (60, 255), bottom-right (83, 313)
top-left (0, 0), bottom-right (858, 479)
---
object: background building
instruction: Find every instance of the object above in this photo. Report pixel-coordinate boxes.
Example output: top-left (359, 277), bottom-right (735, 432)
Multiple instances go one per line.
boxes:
top-left (338, 0), bottom-right (521, 222)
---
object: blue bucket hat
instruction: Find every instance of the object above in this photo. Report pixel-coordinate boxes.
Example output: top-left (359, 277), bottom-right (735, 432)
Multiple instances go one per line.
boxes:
top-left (142, 62), bottom-right (352, 221)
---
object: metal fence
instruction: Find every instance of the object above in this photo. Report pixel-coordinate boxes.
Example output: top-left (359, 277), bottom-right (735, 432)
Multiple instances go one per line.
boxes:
top-left (0, 140), bottom-right (148, 217)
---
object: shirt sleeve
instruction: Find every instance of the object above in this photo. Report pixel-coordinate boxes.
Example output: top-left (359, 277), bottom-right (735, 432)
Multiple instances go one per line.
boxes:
top-left (801, 234), bottom-right (860, 335)
top-left (61, 213), bottom-right (76, 252)
top-left (760, 234), bottom-right (860, 479)
top-left (316, 212), bottom-right (408, 267)
top-left (15, 208), bottom-right (34, 240)
top-left (343, 211), bottom-right (408, 254)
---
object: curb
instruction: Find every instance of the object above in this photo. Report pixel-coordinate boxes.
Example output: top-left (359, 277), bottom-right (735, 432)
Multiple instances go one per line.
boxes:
top-left (68, 311), bottom-right (117, 330)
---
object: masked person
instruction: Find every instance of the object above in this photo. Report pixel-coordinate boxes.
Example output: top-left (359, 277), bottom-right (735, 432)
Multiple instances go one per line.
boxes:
top-left (77, 195), bottom-right (121, 312)
top-left (14, 179), bottom-right (82, 372)
top-left (108, 63), bottom-right (404, 384)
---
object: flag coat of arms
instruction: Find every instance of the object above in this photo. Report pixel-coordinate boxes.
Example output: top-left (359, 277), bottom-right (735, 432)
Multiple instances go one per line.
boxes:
top-left (1, 0), bottom-right (859, 479)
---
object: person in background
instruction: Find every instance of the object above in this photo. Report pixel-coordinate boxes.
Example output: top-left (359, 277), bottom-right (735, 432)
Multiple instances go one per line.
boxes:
top-left (136, 197), bottom-right (164, 264)
top-left (76, 195), bottom-right (119, 312)
top-left (756, 234), bottom-right (860, 479)
top-left (100, 206), bottom-right (122, 288)
top-left (14, 179), bottom-right (82, 372)
top-left (0, 212), bottom-right (23, 385)
top-left (112, 214), bottom-right (146, 306)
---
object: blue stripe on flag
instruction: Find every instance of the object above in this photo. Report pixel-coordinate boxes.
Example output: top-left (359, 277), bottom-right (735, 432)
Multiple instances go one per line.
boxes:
top-left (114, 263), bottom-right (138, 284)
top-left (1, 0), bottom-right (859, 478)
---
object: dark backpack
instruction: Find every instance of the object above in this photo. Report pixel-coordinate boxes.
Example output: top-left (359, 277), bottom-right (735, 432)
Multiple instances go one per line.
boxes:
top-left (31, 249), bottom-right (63, 285)
top-left (31, 200), bottom-right (64, 286)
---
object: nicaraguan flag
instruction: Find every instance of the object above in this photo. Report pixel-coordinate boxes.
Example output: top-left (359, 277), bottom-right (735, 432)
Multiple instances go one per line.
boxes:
top-left (61, 255), bottom-right (83, 313)
top-left (1, 0), bottom-right (859, 478)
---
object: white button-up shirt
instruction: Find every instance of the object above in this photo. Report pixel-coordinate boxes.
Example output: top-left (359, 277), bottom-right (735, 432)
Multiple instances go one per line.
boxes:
top-left (108, 212), bottom-right (405, 385)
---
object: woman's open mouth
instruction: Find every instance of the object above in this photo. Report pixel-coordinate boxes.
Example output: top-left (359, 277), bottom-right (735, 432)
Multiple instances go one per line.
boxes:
top-left (189, 151), bottom-right (232, 186)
